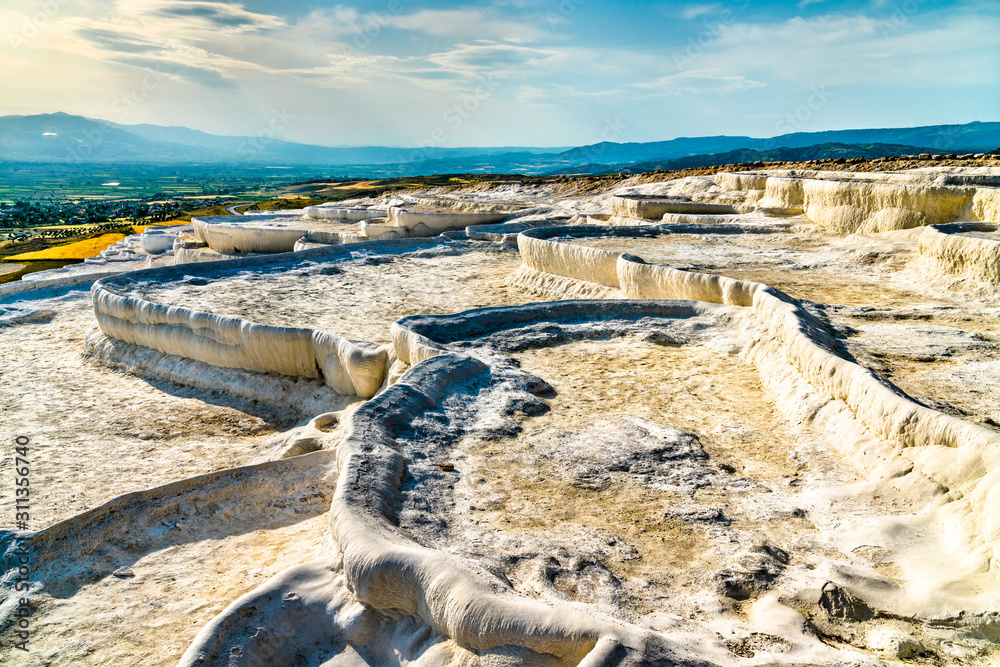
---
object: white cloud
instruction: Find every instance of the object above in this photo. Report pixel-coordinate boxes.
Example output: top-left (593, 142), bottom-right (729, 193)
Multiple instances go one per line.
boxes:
top-left (681, 4), bottom-right (722, 20)
top-left (426, 42), bottom-right (563, 78)
top-left (516, 83), bottom-right (622, 106)
top-left (694, 12), bottom-right (1000, 87)
top-left (292, 6), bottom-right (364, 39)
top-left (387, 9), bottom-right (547, 42)
top-left (637, 70), bottom-right (766, 95)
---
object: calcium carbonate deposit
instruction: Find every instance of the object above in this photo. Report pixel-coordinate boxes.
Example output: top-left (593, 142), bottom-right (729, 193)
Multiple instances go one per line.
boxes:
top-left (3, 166), bottom-right (1000, 666)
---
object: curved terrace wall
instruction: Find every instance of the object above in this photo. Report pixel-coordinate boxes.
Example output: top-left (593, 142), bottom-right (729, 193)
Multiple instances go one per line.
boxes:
top-left (91, 239), bottom-right (446, 398)
top-left (516, 225), bottom-right (1000, 567)
top-left (386, 207), bottom-right (514, 235)
top-left (323, 352), bottom-right (661, 666)
top-left (304, 205), bottom-right (384, 221)
top-left (192, 208), bottom-right (523, 256)
top-left (192, 215), bottom-right (315, 254)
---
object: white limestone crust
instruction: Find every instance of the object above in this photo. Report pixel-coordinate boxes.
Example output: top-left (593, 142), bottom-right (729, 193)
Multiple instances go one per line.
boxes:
top-left (517, 225), bottom-right (1000, 567)
top-left (919, 223), bottom-right (1000, 283)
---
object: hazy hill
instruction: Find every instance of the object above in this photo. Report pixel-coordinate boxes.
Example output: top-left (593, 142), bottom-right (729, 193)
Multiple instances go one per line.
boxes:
top-left (0, 113), bottom-right (217, 162)
top-left (551, 122), bottom-right (1000, 166)
top-left (1, 113), bottom-right (997, 174)
top-left (0, 113), bottom-right (568, 165)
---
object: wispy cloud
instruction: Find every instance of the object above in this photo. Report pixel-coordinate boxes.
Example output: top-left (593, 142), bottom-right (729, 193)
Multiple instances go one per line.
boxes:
top-left (637, 70), bottom-right (766, 95)
top-left (695, 12), bottom-right (1000, 87)
top-left (426, 42), bottom-right (563, 78)
top-left (130, 0), bottom-right (286, 33)
top-left (517, 83), bottom-right (623, 106)
top-left (74, 28), bottom-right (160, 55)
top-left (681, 4), bottom-right (722, 20)
top-left (387, 8), bottom-right (548, 42)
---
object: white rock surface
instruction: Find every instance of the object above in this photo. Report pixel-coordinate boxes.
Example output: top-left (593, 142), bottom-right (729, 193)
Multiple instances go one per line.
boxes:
top-left (3, 167), bottom-right (1000, 666)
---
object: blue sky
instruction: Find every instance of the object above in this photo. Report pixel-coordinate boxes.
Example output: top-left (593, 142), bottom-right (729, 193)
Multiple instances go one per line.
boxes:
top-left (2, 0), bottom-right (997, 147)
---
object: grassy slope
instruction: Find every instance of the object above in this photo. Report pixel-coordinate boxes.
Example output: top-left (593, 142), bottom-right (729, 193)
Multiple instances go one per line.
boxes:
top-left (0, 226), bottom-right (132, 282)
top-left (4, 233), bottom-right (126, 261)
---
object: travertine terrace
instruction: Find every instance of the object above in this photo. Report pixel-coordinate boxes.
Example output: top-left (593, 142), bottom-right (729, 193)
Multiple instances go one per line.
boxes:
top-left (3, 163), bottom-right (1000, 666)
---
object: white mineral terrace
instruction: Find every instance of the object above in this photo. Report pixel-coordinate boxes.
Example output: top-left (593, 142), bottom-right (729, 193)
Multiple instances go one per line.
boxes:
top-left (183, 202), bottom-right (522, 258)
top-left (918, 222), bottom-right (1000, 283)
top-left (2, 168), bottom-right (1000, 667)
top-left (125, 245), bottom-right (534, 344)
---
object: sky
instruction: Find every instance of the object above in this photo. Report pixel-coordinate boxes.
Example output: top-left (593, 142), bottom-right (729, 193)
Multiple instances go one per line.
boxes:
top-left (1, 0), bottom-right (998, 148)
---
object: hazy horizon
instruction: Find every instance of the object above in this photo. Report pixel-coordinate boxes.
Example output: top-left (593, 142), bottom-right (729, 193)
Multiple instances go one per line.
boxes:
top-left (7, 110), bottom-right (997, 152)
top-left (3, 0), bottom-right (997, 150)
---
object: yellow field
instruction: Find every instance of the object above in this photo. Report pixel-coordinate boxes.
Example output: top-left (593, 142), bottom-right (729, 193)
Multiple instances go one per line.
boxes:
top-left (3, 234), bottom-right (125, 261)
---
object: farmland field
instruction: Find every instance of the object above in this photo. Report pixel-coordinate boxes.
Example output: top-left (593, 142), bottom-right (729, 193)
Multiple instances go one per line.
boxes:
top-left (0, 162), bottom-right (346, 202)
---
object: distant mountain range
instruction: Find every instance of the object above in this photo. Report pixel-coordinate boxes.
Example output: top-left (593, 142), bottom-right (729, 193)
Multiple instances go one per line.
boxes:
top-left (1, 112), bottom-right (997, 176)
top-left (0, 112), bottom-right (566, 166)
